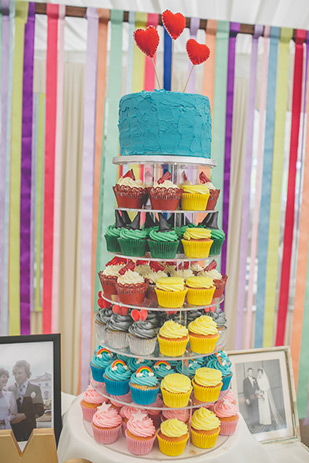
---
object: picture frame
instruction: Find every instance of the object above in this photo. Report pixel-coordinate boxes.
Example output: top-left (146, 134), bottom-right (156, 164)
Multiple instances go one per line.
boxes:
top-left (0, 333), bottom-right (62, 445)
top-left (228, 346), bottom-right (299, 443)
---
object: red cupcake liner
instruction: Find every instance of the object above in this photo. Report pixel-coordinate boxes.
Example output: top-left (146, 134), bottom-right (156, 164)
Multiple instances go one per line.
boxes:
top-left (98, 273), bottom-right (118, 298)
top-left (116, 281), bottom-right (149, 305)
top-left (148, 187), bottom-right (183, 211)
top-left (213, 275), bottom-right (228, 299)
top-left (113, 185), bottom-right (148, 209)
top-left (207, 189), bottom-right (220, 210)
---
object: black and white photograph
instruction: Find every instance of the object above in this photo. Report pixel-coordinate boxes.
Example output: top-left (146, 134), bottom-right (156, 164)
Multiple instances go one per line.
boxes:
top-left (229, 347), bottom-right (299, 443)
top-left (0, 334), bottom-right (61, 445)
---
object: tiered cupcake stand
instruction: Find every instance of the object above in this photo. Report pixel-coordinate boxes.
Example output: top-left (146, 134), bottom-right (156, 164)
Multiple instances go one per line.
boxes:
top-left (86, 155), bottom-right (231, 459)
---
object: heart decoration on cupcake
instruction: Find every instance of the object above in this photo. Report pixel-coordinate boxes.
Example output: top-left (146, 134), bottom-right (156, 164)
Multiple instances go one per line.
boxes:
top-left (200, 171), bottom-right (210, 184)
top-left (157, 171), bottom-right (172, 184)
top-left (186, 39), bottom-right (210, 65)
top-left (150, 261), bottom-right (165, 272)
top-left (106, 256), bottom-right (127, 266)
top-left (112, 304), bottom-right (129, 316)
top-left (119, 261), bottom-right (136, 275)
top-left (131, 309), bottom-right (148, 322)
top-left (206, 260), bottom-right (217, 271)
top-left (123, 168), bottom-right (136, 180)
top-left (162, 10), bottom-right (186, 40)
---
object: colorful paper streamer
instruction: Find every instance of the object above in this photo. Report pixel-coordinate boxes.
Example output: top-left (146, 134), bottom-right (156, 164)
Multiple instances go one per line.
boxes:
top-left (187, 18), bottom-right (200, 94)
top-left (132, 12), bottom-right (147, 93)
top-left (144, 14), bottom-right (159, 90)
top-left (163, 27), bottom-right (172, 91)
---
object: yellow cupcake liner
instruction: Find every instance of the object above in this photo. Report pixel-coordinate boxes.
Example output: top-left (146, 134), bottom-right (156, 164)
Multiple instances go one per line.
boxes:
top-left (182, 239), bottom-right (213, 258)
top-left (158, 336), bottom-right (189, 357)
top-left (186, 286), bottom-right (216, 305)
top-left (161, 387), bottom-right (192, 408)
top-left (157, 432), bottom-right (189, 456)
top-left (155, 288), bottom-right (188, 308)
top-left (193, 380), bottom-right (222, 403)
top-left (181, 193), bottom-right (210, 211)
top-left (191, 427), bottom-right (220, 449)
top-left (189, 333), bottom-right (219, 354)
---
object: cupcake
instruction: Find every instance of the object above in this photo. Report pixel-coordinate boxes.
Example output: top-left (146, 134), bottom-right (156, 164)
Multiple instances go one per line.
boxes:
top-left (157, 418), bottom-right (189, 456)
top-left (213, 398), bottom-right (239, 435)
top-left (104, 360), bottom-right (132, 396)
top-left (95, 301), bottom-right (113, 342)
top-left (176, 358), bottom-right (204, 379)
top-left (186, 276), bottom-right (216, 306)
top-left (144, 262), bottom-right (168, 303)
top-left (128, 357), bottom-right (154, 371)
top-left (181, 172), bottom-right (210, 211)
top-left (120, 404), bottom-right (140, 434)
top-left (90, 347), bottom-right (115, 382)
top-left (202, 260), bottom-right (227, 299)
top-left (104, 211), bottom-right (126, 252)
top-left (170, 265), bottom-right (194, 281)
top-left (98, 256), bottom-right (126, 298)
top-left (163, 261), bottom-right (177, 275)
top-left (126, 411), bottom-right (156, 455)
top-left (135, 260), bottom-right (151, 277)
top-left (182, 228), bottom-right (213, 258)
top-left (147, 214), bottom-right (179, 259)
top-left (145, 394), bottom-right (164, 428)
top-left (105, 311), bottom-right (132, 349)
top-left (129, 366), bottom-right (160, 405)
top-left (92, 402), bottom-right (122, 444)
top-left (186, 309), bottom-right (203, 326)
top-left (191, 407), bottom-right (220, 448)
top-left (161, 373), bottom-right (192, 408)
top-left (153, 360), bottom-right (174, 381)
top-left (190, 262), bottom-right (205, 275)
top-left (198, 211), bottom-right (225, 255)
top-left (155, 277), bottom-right (188, 309)
top-left (199, 172), bottom-right (220, 210)
top-left (188, 315), bottom-right (219, 354)
top-left (116, 262), bottom-right (149, 306)
top-left (109, 391), bottom-right (132, 409)
top-left (206, 351), bottom-right (233, 391)
top-left (205, 307), bottom-right (227, 348)
top-left (148, 171), bottom-right (182, 211)
top-left (161, 406), bottom-right (190, 424)
top-left (118, 213), bottom-right (148, 257)
top-left (192, 367), bottom-right (222, 402)
top-left (157, 320), bottom-right (189, 357)
top-left (113, 169), bottom-right (147, 208)
top-left (128, 312), bottom-right (158, 355)
top-left (80, 386), bottom-right (104, 422)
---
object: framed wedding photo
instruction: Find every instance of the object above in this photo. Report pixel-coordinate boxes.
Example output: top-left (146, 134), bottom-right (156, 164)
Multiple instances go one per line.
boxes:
top-left (0, 333), bottom-right (61, 445)
top-left (228, 347), bottom-right (299, 443)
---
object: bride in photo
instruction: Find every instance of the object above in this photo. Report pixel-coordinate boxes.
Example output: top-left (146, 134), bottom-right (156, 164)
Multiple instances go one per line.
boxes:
top-left (0, 368), bottom-right (17, 429)
top-left (257, 368), bottom-right (281, 427)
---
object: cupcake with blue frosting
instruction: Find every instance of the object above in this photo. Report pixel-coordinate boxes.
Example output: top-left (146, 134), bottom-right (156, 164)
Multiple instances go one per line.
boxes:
top-left (104, 360), bottom-right (131, 396)
top-left (206, 350), bottom-right (232, 391)
top-left (129, 366), bottom-right (160, 405)
top-left (176, 358), bottom-right (204, 379)
top-left (128, 357), bottom-right (154, 372)
top-left (90, 347), bottom-right (115, 382)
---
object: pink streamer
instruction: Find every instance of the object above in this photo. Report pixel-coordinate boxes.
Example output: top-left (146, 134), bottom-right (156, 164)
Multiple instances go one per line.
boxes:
top-left (144, 14), bottom-right (158, 90)
top-left (187, 18), bottom-right (200, 94)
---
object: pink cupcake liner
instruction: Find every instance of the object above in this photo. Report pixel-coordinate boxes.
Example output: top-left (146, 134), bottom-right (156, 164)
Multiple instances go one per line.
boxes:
top-left (91, 379), bottom-right (107, 395)
top-left (219, 415), bottom-right (239, 436)
top-left (125, 430), bottom-right (156, 455)
top-left (122, 420), bottom-right (128, 436)
top-left (80, 402), bottom-right (99, 422)
top-left (109, 391), bottom-right (132, 407)
top-left (92, 423), bottom-right (122, 444)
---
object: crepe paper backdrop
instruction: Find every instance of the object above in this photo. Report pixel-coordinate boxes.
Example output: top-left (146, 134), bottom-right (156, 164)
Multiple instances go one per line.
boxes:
top-left (132, 12), bottom-right (147, 93)
top-left (254, 27), bottom-right (280, 348)
top-left (235, 25), bottom-right (263, 349)
top-left (203, 20), bottom-right (217, 119)
top-left (246, 26), bottom-right (271, 348)
top-left (163, 27), bottom-right (172, 91)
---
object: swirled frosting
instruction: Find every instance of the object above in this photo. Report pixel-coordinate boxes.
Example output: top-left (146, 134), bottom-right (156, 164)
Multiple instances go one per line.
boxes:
top-left (189, 315), bottom-right (218, 336)
top-left (120, 405), bottom-right (140, 420)
top-left (130, 369), bottom-right (159, 387)
top-left (117, 176), bottom-right (145, 188)
top-left (186, 276), bottom-right (214, 289)
top-left (93, 404), bottom-right (122, 428)
top-left (161, 373), bottom-right (192, 393)
top-left (162, 407), bottom-right (190, 422)
top-left (190, 263), bottom-right (204, 273)
top-left (186, 310), bottom-right (203, 325)
top-left (213, 399), bottom-right (238, 418)
top-left (103, 266), bottom-right (122, 277)
top-left (148, 229), bottom-right (178, 242)
top-left (182, 184), bottom-right (209, 195)
top-left (159, 320), bottom-right (188, 339)
top-left (207, 307), bottom-right (227, 327)
top-left (91, 349), bottom-right (115, 368)
top-left (107, 313), bottom-right (132, 332)
top-left (160, 418), bottom-right (188, 437)
top-left (156, 277), bottom-right (185, 292)
top-left (194, 367), bottom-right (222, 387)
top-left (127, 415), bottom-right (156, 437)
top-left (105, 225), bottom-right (121, 238)
top-left (176, 359), bottom-right (203, 378)
top-left (144, 270), bottom-right (168, 284)
top-left (206, 351), bottom-right (231, 376)
top-left (153, 180), bottom-right (179, 189)
top-left (211, 229), bottom-right (225, 240)
top-left (191, 407), bottom-right (220, 431)
top-left (83, 386), bottom-right (103, 404)
top-left (96, 308), bottom-right (113, 325)
top-left (128, 321), bottom-right (158, 339)
top-left (135, 264), bottom-right (151, 276)
top-left (119, 228), bottom-right (147, 240)
top-left (170, 269), bottom-right (194, 279)
top-left (200, 269), bottom-right (222, 280)
top-left (183, 228), bottom-right (211, 240)
top-left (104, 362), bottom-right (131, 381)
top-left (128, 357), bottom-right (154, 371)
top-left (153, 361), bottom-right (174, 379)
top-left (117, 270), bottom-right (144, 285)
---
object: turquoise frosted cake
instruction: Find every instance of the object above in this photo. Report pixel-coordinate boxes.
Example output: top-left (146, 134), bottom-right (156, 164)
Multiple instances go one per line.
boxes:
top-left (118, 90), bottom-right (212, 158)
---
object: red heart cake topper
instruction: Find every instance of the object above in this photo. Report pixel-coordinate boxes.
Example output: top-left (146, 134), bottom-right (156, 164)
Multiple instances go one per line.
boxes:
top-left (206, 260), bottom-right (217, 272)
top-left (131, 309), bottom-right (148, 322)
top-left (119, 261), bottom-right (136, 275)
top-left (123, 169), bottom-right (135, 180)
top-left (134, 25), bottom-right (159, 58)
top-left (106, 256), bottom-right (127, 266)
top-left (97, 292), bottom-right (106, 309)
top-left (199, 171), bottom-right (211, 184)
top-left (150, 261), bottom-right (165, 272)
top-left (182, 171), bottom-right (188, 182)
top-left (158, 171), bottom-right (172, 184)
top-left (162, 10), bottom-right (186, 40)
top-left (112, 304), bottom-right (129, 316)
top-left (186, 39), bottom-right (210, 65)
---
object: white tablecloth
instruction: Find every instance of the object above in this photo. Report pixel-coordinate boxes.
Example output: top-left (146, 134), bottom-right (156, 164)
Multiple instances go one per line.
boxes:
top-left (58, 394), bottom-right (279, 463)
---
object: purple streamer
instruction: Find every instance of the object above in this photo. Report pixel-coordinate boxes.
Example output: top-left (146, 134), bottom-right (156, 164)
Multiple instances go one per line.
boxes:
top-left (221, 22), bottom-right (240, 276)
top-left (20, 3), bottom-right (35, 335)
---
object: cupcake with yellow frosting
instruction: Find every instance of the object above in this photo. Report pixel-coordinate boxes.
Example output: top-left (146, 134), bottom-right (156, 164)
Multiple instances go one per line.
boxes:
top-left (186, 276), bottom-right (216, 306)
top-left (182, 228), bottom-right (213, 258)
top-left (181, 171), bottom-right (210, 211)
top-left (191, 407), bottom-right (220, 448)
top-left (155, 277), bottom-right (188, 308)
top-left (157, 321), bottom-right (189, 357)
top-left (157, 418), bottom-right (189, 456)
top-left (188, 315), bottom-right (219, 354)
top-left (160, 373), bottom-right (192, 408)
top-left (192, 367), bottom-right (222, 402)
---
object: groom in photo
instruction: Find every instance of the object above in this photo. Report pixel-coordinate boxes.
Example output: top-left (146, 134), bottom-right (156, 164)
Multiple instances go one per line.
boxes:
top-left (9, 360), bottom-right (44, 441)
top-left (243, 367), bottom-right (259, 426)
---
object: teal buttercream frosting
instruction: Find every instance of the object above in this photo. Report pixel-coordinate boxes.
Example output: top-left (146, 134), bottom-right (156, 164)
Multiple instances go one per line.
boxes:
top-left (206, 351), bottom-right (231, 376)
top-left (153, 362), bottom-right (174, 379)
top-left (128, 358), bottom-right (154, 371)
top-left (105, 225), bottom-right (121, 238)
top-left (91, 350), bottom-right (115, 369)
top-left (119, 90), bottom-right (212, 157)
top-left (105, 363), bottom-right (131, 381)
top-left (148, 229), bottom-right (178, 242)
top-left (130, 370), bottom-right (159, 387)
top-left (119, 228), bottom-right (147, 240)
top-left (176, 359), bottom-right (203, 378)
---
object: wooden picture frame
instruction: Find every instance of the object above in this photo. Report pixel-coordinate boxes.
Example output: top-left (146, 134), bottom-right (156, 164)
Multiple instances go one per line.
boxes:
top-left (0, 333), bottom-right (61, 444)
top-left (228, 346), bottom-right (299, 443)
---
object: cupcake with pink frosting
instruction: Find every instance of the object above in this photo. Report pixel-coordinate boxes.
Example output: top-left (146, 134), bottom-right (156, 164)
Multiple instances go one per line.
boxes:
top-left (213, 398), bottom-right (239, 435)
top-left (161, 406), bottom-right (190, 424)
top-left (120, 404), bottom-right (142, 435)
top-left (92, 402), bottom-right (122, 444)
top-left (125, 410), bottom-right (156, 455)
top-left (80, 386), bottom-right (104, 422)
top-left (145, 394), bottom-right (164, 428)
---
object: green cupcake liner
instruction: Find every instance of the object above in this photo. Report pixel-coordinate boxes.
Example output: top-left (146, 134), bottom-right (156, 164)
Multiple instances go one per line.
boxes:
top-left (209, 237), bottom-right (225, 256)
top-left (177, 240), bottom-right (184, 254)
top-left (118, 237), bottom-right (146, 257)
top-left (147, 240), bottom-right (179, 259)
top-left (105, 234), bottom-right (121, 252)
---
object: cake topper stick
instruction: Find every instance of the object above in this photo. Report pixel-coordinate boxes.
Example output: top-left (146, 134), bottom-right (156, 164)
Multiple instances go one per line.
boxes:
top-left (183, 66), bottom-right (194, 93)
top-left (134, 25), bottom-right (161, 88)
top-left (151, 58), bottom-right (161, 88)
top-left (184, 39), bottom-right (210, 92)
top-left (162, 10), bottom-right (186, 91)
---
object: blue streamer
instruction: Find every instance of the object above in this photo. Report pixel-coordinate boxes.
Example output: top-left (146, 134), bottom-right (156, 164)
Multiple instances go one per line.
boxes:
top-left (254, 27), bottom-right (280, 347)
top-left (163, 28), bottom-right (172, 91)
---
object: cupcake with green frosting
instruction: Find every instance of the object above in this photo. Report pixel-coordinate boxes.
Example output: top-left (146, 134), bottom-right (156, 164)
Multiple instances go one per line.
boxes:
top-left (147, 214), bottom-right (179, 259)
top-left (118, 213), bottom-right (148, 257)
top-left (104, 211), bottom-right (126, 252)
top-left (198, 212), bottom-right (225, 256)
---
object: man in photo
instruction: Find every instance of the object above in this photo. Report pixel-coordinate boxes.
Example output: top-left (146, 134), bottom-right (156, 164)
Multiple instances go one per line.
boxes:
top-left (9, 360), bottom-right (44, 441)
top-left (243, 367), bottom-right (259, 426)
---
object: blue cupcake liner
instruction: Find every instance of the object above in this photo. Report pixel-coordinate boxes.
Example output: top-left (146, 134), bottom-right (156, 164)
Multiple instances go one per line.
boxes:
top-left (129, 384), bottom-right (160, 405)
top-left (90, 363), bottom-right (105, 382)
top-left (221, 372), bottom-right (233, 391)
top-left (104, 373), bottom-right (130, 396)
